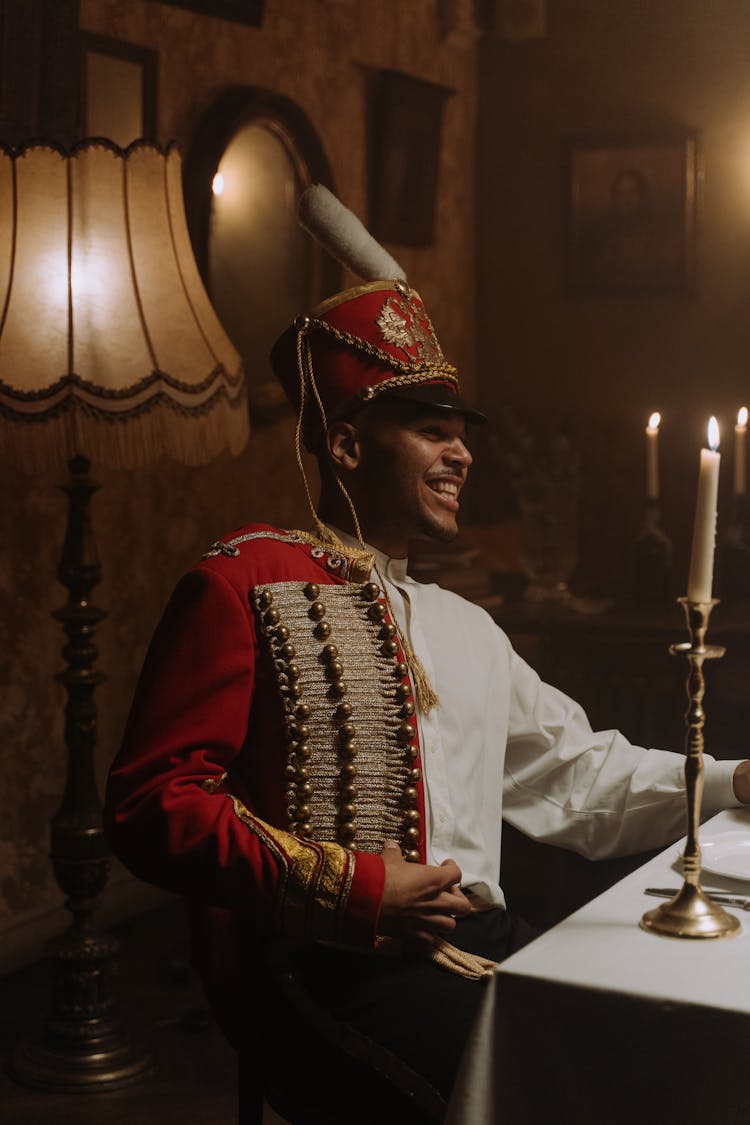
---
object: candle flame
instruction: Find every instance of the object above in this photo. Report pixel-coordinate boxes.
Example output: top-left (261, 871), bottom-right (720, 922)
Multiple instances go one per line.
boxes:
top-left (647, 412), bottom-right (661, 431)
top-left (708, 416), bottom-right (720, 451)
top-left (738, 406), bottom-right (748, 427)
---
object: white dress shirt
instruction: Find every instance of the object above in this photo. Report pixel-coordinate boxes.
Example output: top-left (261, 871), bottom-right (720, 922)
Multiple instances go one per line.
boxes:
top-left (344, 536), bottom-right (741, 908)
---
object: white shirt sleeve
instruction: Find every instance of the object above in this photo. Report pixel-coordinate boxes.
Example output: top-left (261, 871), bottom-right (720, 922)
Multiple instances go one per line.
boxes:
top-left (501, 640), bottom-right (741, 859)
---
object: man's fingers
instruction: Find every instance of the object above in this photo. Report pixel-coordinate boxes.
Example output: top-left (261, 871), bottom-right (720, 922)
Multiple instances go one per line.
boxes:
top-left (437, 858), bottom-right (462, 888)
top-left (423, 889), bottom-right (471, 917)
top-left (415, 912), bottom-right (457, 934)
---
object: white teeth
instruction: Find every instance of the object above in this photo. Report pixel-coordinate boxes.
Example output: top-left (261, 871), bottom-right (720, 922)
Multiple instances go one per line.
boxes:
top-left (428, 480), bottom-right (459, 497)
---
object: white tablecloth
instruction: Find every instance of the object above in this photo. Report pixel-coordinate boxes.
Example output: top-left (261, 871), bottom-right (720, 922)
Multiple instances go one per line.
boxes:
top-left (447, 808), bottom-right (750, 1125)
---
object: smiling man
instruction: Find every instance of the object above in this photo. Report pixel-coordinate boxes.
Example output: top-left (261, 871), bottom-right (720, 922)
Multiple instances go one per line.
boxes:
top-left (105, 205), bottom-right (750, 1125)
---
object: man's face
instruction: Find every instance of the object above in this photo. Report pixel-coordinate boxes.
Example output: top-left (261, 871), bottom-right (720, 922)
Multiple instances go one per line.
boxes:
top-left (352, 401), bottom-right (473, 550)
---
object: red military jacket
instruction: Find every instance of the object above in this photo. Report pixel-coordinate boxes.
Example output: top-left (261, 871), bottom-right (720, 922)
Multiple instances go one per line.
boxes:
top-left (104, 523), bottom-right (427, 1042)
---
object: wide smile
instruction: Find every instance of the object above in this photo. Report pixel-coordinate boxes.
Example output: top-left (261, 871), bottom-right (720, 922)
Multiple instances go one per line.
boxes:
top-left (425, 476), bottom-right (462, 512)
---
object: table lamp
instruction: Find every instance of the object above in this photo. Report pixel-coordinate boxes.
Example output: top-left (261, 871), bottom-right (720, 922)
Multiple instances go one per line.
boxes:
top-left (0, 139), bottom-right (248, 1090)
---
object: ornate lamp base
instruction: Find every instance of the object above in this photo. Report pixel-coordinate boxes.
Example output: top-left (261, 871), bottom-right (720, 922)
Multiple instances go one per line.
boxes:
top-left (641, 882), bottom-right (740, 939)
top-left (9, 930), bottom-right (156, 1093)
top-left (11, 1028), bottom-right (155, 1094)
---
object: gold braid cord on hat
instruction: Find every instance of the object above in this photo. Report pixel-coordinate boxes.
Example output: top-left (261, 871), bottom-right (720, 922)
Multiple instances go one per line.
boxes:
top-left (307, 315), bottom-right (459, 395)
top-left (291, 320), bottom-right (440, 714)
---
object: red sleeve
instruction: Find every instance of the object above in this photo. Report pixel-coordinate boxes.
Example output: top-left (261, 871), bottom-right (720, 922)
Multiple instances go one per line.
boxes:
top-left (104, 566), bottom-right (385, 948)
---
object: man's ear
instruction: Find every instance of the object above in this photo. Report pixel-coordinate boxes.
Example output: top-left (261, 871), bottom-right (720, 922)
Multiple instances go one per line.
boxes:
top-left (326, 421), bottom-right (362, 471)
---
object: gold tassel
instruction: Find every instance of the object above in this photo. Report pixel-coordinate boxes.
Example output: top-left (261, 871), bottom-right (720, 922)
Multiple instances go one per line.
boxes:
top-left (404, 644), bottom-right (440, 713)
top-left (375, 935), bottom-right (497, 980)
top-left (428, 939), bottom-right (497, 980)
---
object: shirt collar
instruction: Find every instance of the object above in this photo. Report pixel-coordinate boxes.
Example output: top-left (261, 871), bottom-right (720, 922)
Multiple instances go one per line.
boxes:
top-left (329, 526), bottom-right (410, 585)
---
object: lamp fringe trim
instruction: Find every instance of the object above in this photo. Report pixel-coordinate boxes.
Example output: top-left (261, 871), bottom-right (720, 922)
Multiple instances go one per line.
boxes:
top-left (0, 390), bottom-right (249, 472)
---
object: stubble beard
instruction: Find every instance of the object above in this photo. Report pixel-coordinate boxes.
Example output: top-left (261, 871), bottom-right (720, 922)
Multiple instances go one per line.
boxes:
top-left (412, 494), bottom-right (460, 545)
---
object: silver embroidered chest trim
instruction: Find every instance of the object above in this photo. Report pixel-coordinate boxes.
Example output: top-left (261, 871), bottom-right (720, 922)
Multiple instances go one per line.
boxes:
top-left (252, 581), bottom-right (421, 857)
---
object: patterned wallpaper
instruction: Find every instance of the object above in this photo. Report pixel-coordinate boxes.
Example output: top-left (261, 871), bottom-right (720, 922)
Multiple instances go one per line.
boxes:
top-left (0, 0), bottom-right (478, 938)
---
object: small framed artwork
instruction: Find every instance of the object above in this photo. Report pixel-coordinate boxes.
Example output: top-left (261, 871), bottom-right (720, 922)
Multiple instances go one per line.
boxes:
top-left (80, 34), bottom-right (157, 147)
top-left (568, 135), bottom-right (698, 293)
top-left (369, 70), bottom-right (453, 247)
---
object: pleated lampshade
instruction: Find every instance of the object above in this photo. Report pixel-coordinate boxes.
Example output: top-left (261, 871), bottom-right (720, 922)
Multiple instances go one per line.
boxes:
top-left (0, 139), bottom-right (249, 469)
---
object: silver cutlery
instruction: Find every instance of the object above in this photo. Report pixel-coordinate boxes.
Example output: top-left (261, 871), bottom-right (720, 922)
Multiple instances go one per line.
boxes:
top-left (645, 887), bottom-right (750, 910)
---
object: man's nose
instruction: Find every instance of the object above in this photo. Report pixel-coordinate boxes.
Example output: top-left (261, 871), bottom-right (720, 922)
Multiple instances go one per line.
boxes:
top-left (445, 439), bottom-right (472, 469)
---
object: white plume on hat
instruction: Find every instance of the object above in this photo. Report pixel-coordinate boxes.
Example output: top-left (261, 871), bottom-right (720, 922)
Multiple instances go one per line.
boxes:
top-left (297, 184), bottom-right (406, 283)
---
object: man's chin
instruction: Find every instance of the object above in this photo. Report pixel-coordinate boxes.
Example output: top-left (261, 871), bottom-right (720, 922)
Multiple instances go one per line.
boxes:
top-left (415, 517), bottom-right (460, 545)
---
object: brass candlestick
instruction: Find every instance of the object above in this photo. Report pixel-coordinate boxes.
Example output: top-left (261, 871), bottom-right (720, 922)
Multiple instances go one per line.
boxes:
top-left (641, 598), bottom-right (740, 939)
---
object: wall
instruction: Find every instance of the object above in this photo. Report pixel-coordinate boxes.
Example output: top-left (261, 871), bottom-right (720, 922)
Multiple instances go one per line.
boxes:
top-left (477, 0), bottom-right (750, 589)
top-left (0, 0), bottom-right (479, 962)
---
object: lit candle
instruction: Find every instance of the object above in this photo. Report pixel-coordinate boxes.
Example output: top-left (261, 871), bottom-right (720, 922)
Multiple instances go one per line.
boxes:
top-left (734, 406), bottom-right (747, 497)
top-left (687, 417), bottom-right (721, 603)
top-left (645, 412), bottom-right (661, 500)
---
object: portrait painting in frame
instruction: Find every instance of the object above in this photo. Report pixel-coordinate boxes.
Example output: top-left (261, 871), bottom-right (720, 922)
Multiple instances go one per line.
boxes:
top-left (568, 135), bottom-right (698, 294)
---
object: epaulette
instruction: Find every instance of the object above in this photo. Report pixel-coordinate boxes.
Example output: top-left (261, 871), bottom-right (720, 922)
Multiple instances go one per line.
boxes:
top-left (203, 529), bottom-right (374, 583)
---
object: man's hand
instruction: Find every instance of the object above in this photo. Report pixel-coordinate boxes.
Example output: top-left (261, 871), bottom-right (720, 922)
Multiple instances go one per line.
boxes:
top-left (377, 839), bottom-right (471, 947)
top-left (733, 761), bottom-right (750, 804)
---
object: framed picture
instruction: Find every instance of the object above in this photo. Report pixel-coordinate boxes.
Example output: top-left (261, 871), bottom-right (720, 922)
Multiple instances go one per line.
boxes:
top-left (369, 70), bottom-right (453, 247)
top-left (80, 34), bottom-right (157, 147)
top-left (568, 135), bottom-right (698, 293)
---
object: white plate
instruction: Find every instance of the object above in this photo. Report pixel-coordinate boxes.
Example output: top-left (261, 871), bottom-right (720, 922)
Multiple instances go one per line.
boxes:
top-left (700, 831), bottom-right (750, 882)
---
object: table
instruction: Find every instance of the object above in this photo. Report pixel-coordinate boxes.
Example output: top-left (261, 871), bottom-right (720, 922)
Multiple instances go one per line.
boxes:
top-left (447, 808), bottom-right (750, 1125)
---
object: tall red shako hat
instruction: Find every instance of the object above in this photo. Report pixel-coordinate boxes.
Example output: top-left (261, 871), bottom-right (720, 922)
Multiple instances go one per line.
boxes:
top-left (270, 186), bottom-right (484, 451)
